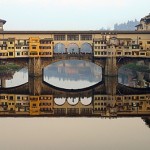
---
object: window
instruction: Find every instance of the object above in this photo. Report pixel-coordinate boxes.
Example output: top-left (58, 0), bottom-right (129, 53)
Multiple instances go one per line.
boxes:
top-left (80, 35), bottom-right (92, 40)
top-left (95, 51), bottom-right (97, 55)
top-left (67, 35), bottom-right (79, 41)
top-left (32, 46), bottom-right (36, 49)
top-left (9, 96), bottom-right (13, 100)
top-left (147, 41), bottom-right (150, 44)
top-left (17, 96), bottom-right (20, 100)
top-left (32, 104), bottom-right (36, 107)
top-left (30, 52), bottom-right (38, 55)
top-left (17, 52), bottom-right (20, 56)
top-left (54, 35), bottom-right (66, 41)
top-left (9, 52), bottom-right (13, 56)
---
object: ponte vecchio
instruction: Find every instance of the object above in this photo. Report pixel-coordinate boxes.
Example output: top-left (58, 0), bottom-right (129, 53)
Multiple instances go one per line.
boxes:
top-left (0, 15), bottom-right (150, 119)
top-left (0, 16), bottom-right (150, 77)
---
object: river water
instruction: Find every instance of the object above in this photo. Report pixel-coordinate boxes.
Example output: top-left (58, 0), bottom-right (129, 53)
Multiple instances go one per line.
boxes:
top-left (0, 60), bottom-right (150, 150)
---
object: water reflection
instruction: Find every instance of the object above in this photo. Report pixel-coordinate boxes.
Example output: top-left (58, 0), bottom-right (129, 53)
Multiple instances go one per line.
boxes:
top-left (0, 61), bottom-right (150, 150)
top-left (0, 68), bottom-right (28, 88)
top-left (118, 67), bottom-right (150, 88)
top-left (0, 92), bottom-right (150, 119)
top-left (44, 60), bottom-right (102, 89)
top-left (0, 60), bottom-right (150, 121)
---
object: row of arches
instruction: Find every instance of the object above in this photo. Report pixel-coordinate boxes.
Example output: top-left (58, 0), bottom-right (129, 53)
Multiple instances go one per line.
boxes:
top-left (54, 43), bottom-right (92, 54)
top-left (54, 97), bottom-right (92, 106)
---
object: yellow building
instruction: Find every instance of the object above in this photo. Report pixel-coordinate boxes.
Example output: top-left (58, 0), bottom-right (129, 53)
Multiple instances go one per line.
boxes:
top-left (29, 96), bottom-right (40, 115)
top-left (29, 37), bottom-right (40, 57)
top-left (39, 95), bottom-right (54, 115)
top-left (7, 38), bottom-right (15, 58)
top-left (39, 38), bottom-right (54, 57)
top-left (0, 39), bottom-right (8, 58)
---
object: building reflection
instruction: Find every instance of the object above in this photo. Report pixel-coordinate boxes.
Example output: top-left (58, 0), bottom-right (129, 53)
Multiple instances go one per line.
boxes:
top-left (0, 75), bottom-right (150, 130)
top-left (0, 71), bottom-right (14, 88)
top-left (0, 92), bottom-right (150, 118)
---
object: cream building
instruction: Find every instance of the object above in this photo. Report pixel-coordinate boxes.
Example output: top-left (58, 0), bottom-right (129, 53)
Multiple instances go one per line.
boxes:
top-left (136, 14), bottom-right (150, 31)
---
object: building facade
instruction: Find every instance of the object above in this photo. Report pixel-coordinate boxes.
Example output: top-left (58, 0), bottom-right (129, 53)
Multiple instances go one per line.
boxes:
top-left (136, 14), bottom-right (150, 31)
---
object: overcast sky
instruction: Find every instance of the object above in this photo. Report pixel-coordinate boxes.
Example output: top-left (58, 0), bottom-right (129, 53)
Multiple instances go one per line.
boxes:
top-left (0, 0), bottom-right (150, 30)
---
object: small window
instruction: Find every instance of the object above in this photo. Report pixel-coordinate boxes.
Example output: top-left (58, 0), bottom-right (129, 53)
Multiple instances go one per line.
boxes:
top-left (9, 52), bottom-right (13, 56)
top-left (17, 52), bottom-right (20, 56)
top-left (32, 46), bottom-right (36, 49)
top-left (147, 41), bottom-right (150, 44)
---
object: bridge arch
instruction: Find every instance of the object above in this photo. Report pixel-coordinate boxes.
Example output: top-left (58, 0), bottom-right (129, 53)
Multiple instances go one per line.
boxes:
top-left (54, 43), bottom-right (66, 54)
top-left (80, 97), bottom-right (92, 106)
top-left (54, 97), bottom-right (66, 106)
top-left (67, 97), bottom-right (79, 105)
top-left (67, 43), bottom-right (79, 54)
top-left (80, 43), bottom-right (92, 54)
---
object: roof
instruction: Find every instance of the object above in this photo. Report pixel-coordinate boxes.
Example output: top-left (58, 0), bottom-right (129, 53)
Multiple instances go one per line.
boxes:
top-left (0, 19), bottom-right (6, 24)
top-left (0, 30), bottom-right (150, 35)
top-left (135, 24), bottom-right (142, 27)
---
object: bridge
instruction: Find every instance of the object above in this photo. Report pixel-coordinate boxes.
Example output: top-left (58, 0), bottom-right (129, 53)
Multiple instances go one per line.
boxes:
top-left (0, 30), bottom-right (150, 76)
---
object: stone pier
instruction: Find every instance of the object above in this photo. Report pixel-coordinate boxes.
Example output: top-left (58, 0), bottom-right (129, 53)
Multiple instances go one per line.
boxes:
top-left (0, 78), bottom-right (6, 88)
top-left (105, 57), bottom-right (118, 76)
top-left (28, 76), bottom-right (42, 95)
top-left (28, 58), bottom-right (42, 77)
top-left (104, 76), bottom-right (117, 95)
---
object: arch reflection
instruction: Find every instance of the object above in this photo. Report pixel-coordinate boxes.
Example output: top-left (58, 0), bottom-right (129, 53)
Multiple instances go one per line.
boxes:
top-left (54, 98), bottom-right (66, 105)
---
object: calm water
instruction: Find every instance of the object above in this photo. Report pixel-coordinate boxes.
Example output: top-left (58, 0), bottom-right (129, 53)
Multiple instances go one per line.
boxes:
top-left (0, 60), bottom-right (150, 150)
top-left (2, 60), bottom-right (149, 89)
top-left (0, 118), bottom-right (149, 150)
top-left (44, 60), bottom-right (102, 89)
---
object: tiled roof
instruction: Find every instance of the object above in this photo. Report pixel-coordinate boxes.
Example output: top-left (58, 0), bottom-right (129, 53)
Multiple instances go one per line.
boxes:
top-left (135, 24), bottom-right (142, 27)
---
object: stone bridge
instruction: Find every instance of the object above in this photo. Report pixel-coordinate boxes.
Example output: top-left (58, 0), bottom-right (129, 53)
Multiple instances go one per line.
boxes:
top-left (2, 54), bottom-right (150, 78)
top-left (0, 76), bottom-right (149, 96)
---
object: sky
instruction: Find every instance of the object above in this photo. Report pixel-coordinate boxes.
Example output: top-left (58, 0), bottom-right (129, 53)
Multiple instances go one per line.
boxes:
top-left (0, 0), bottom-right (150, 30)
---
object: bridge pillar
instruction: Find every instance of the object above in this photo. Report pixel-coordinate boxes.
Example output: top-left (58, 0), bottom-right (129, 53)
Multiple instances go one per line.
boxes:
top-left (0, 78), bottom-right (6, 88)
top-left (28, 58), bottom-right (42, 77)
top-left (105, 57), bottom-right (118, 76)
top-left (144, 60), bottom-right (150, 82)
top-left (148, 62), bottom-right (150, 81)
top-left (29, 77), bottom-right (42, 95)
top-left (104, 76), bottom-right (117, 95)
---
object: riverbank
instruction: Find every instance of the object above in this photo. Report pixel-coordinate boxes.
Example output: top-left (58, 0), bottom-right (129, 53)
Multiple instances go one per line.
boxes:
top-left (0, 63), bottom-right (22, 72)
top-left (122, 63), bottom-right (150, 73)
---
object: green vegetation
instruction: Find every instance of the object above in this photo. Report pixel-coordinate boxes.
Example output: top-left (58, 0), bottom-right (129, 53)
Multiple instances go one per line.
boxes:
top-left (122, 63), bottom-right (150, 73)
top-left (0, 63), bottom-right (22, 72)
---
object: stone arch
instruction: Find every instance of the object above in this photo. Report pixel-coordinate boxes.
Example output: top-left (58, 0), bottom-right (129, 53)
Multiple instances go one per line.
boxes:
top-left (67, 43), bottom-right (79, 54)
top-left (80, 43), bottom-right (92, 54)
top-left (54, 97), bottom-right (66, 105)
top-left (54, 43), bottom-right (66, 54)
top-left (80, 97), bottom-right (92, 106)
top-left (67, 97), bottom-right (79, 105)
